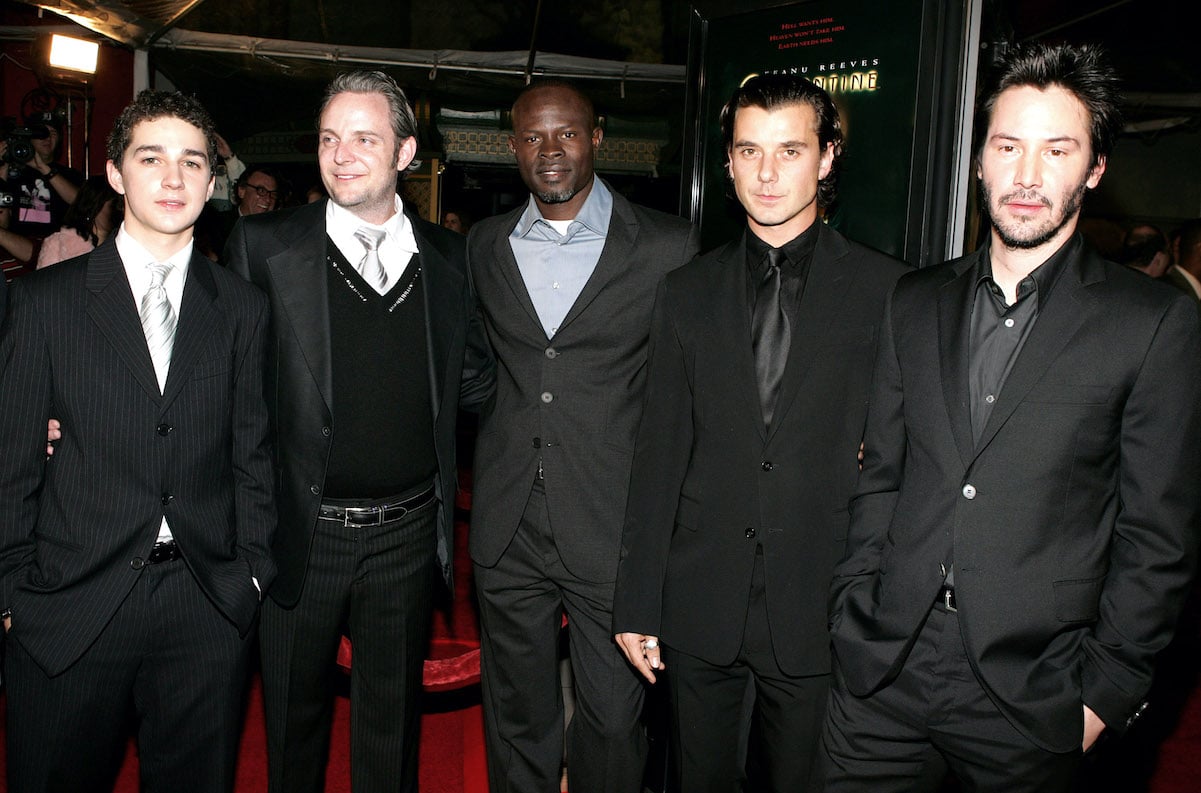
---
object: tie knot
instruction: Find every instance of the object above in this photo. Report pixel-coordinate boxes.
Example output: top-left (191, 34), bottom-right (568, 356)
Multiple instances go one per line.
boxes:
top-left (764, 247), bottom-right (787, 272)
top-left (355, 227), bottom-right (386, 252)
top-left (146, 261), bottom-right (173, 288)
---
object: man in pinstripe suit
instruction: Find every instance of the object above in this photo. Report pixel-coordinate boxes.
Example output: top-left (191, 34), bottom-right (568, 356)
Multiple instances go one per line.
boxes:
top-left (0, 91), bottom-right (275, 793)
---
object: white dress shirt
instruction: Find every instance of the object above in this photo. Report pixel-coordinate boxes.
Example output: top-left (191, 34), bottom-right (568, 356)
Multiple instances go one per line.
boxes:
top-left (325, 195), bottom-right (419, 295)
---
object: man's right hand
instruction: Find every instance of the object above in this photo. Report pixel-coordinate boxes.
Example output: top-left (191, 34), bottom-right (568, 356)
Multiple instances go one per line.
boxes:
top-left (47, 418), bottom-right (61, 456)
top-left (615, 632), bottom-right (665, 684)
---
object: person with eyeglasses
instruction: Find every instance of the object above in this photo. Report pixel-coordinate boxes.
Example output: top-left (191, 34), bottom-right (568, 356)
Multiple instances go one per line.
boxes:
top-left (199, 164), bottom-right (280, 262)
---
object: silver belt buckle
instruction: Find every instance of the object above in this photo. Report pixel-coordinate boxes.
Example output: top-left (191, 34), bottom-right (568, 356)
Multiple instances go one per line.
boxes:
top-left (343, 505), bottom-right (383, 527)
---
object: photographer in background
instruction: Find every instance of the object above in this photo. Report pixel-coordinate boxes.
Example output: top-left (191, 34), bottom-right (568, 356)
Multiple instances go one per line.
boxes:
top-left (0, 148), bottom-right (36, 281)
top-left (3, 116), bottom-right (82, 240)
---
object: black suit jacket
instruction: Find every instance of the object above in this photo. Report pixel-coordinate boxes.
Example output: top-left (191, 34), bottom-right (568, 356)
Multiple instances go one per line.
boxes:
top-left (467, 186), bottom-right (699, 582)
top-left (612, 224), bottom-right (907, 675)
top-left (830, 237), bottom-right (1201, 751)
top-left (226, 200), bottom-right (494, 605)
top-left (0, 240), bottom-right (276, 676)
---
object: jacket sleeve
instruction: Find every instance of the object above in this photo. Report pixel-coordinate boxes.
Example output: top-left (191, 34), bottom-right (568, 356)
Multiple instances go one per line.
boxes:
top-left (611, 277), bottom-right (693, 637)
top-left (1082, 293), bottom-right (1201, 730)
top-left (829, 282), bottom-right (906, 622)
top-left (0, 280), bottom-right (51, 614)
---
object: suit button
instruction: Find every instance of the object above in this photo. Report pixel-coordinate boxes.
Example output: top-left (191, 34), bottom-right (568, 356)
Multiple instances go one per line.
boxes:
top-left (962, 484), bottom-right (976, 499)
top-left (761, 461), bottom-right (773, 471)
top-left (532, 437), bottom-right (541, 448)
top-left (310, 485), bottom-right (321, 495)
top-left (541, 392), bottom-right (553, 403)
top-left (745, 527), bottom-right (756, 539)
top-left (161, 493), bottom-right (173, 505)
top-left (156, 423), bottom-right (172, 436)
top-left (545, 347), bottom-right (558, 359)
top-left (322, 426), bottom-right (331, 437)
top-left (131, 557), bottom-right (145, 570)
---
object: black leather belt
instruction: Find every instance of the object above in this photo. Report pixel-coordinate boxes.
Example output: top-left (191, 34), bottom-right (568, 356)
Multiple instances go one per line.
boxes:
top-left (318, 486), bottom-right (436, 527)
top-left (146, 540), bottom-right (181, 564)
top-left (937, 585), bottom-right (957, 612)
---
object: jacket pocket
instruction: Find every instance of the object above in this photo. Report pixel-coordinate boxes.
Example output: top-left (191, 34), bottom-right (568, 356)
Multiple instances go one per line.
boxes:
top-left (1052, 577), bottom-right (1103, 622)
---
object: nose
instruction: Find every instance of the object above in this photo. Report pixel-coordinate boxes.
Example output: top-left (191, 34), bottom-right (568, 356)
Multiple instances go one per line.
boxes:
top-left (1014, 151), bottom-right (1041, 188)
top-left (758, 155), bottom-right (778, 184)
top-left (162, 162), bottom-right (184, 188)
top-left (538, 138), bottom-right (564, 159)
top-left (333, 140), bottom-right (354, 165)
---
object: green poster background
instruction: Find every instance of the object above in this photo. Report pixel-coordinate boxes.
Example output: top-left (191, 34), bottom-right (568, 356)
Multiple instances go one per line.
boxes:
top-left (688, 0), bottom-right (932, 259)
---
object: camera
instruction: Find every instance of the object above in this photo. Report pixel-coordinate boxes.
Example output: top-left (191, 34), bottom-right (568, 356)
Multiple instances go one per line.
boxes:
top-left (0, 192), bottom-right (14, 207)
top-left (1, 117), bottom-right (50, 175)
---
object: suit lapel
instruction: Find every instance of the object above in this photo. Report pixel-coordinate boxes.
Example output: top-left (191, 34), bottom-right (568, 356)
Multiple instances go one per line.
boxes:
top-left (161, 253), bottom-right (221, 409)
top-left (709, 237), bottom-right (767, 442)
top-left (85, 241), bottom-right (161, 402)
top-left (768, 225), bottom-right (853, 443)
top-left (268, 203), bottom-right (334, 411)
top-left (556, 189), bottom-right (638, 335)
top-left (491, 207), bottom-right (545, 338)
top-left (937, 253), bottom-right (979, 468)
top-left (972, 249), bottom-right (1096, 456)
top-left (413, 216), bottom-right (464, 424)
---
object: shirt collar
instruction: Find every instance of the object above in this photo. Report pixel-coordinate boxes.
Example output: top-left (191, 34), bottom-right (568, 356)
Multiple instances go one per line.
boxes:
top-left (115, 223), bottom-right (194, 272)
top-left (745, 220), bottom-right (821, 273)
top-left (325, 194), bottom-right (418, 255)
top-left (976, 233), bottom-right (1079, 310)
top-left (513, 175), bottom-right (612, 239)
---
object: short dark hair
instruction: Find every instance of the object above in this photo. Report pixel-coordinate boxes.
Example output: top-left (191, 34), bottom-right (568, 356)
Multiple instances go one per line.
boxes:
top-left (239, 165), bottom-right (278, 189)
top-left (719, 74), bottom-right (844, 208)
top-left (320, 71), bottom-right (418, 146)
top-left (511, 78), bottom-right (597, 129)
top-left (106, 90), bottom-right (218, 168)
top-left (974, 42), bottom-right (1121, 170)
top-left (1119, 224), bottom-right (1167, 269)
top-left (1177, 219), bottom-right (1201, 262)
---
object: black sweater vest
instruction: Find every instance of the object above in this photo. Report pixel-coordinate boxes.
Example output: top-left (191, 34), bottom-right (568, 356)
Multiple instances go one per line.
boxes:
top-left (323, 239), bottom-right (437, 499)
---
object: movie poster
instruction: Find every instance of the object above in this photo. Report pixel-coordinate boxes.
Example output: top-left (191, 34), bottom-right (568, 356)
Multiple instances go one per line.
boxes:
top-left (686, 0), bottom-right (942, 259)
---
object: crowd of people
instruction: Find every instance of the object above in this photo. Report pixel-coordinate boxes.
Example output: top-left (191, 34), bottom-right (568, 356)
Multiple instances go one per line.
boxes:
top-left (2, 38), bottom-right (1200, 793)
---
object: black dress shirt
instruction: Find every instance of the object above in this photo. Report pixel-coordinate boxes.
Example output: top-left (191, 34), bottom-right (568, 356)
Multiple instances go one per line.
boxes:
top-left (968, 236), bottom-right (1077, 443)
top-left (745, 221), bottom-right (821, 326)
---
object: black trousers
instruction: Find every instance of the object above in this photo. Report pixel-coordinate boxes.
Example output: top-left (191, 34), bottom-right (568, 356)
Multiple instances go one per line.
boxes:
top-left (4, 558), bottom-right (251, 793)
top-left (662, 550), bottom-right (829, 793)
top-left (259, 492), bottom-right (437, 793)
top-left (821, 603), bottom-right (1082, 792)
top-left (475, 480), bottom-right (647, 793)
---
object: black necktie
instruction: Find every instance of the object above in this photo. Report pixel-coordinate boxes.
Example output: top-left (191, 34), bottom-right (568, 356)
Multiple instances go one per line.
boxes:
top-left (752, 248), bottom-right (790, 428)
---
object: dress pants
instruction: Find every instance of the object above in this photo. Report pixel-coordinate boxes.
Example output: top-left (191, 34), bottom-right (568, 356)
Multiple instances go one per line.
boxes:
top-left (475, 480), bottom-right (647, 793)
top-left (662, 550), bottom-right (829, 793)
top-left (4, 557), bottom-right (251, 793)
top-left (821, 602), bottom-right (1082, 792)
top-left (259, 492), bottom-right (437, 793)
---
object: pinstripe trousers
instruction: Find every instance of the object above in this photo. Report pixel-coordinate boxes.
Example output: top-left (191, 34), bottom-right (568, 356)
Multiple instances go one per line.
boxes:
top-left (3, 558), bottom-right (251, 793)
top-left (258, 496), bottom-right (437, 793)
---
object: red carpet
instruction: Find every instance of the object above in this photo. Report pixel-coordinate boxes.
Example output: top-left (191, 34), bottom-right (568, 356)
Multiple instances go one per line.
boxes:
top-left (2, 490), bottom-right (1200, 792)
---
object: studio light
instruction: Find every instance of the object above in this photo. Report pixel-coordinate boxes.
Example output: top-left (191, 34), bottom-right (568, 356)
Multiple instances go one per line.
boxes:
top-left (48, 34), bottom-right (99, 75)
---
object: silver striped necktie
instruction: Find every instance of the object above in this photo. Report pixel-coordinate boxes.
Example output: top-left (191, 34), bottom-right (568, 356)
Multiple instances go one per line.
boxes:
top-left (353, 226), bottom-right (389, 292)
top-left (140, 261), bottom-right (177, 391)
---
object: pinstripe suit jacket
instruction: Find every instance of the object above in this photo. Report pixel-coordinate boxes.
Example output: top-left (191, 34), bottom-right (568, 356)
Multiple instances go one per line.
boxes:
top-left (0, 239), bottom-right (276, 676)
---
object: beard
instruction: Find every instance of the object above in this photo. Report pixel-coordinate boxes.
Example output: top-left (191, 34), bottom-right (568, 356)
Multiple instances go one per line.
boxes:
top-left (982, 177), bottom-right (1089, 250)
top-left (533, 185), bottom-right (580, 204)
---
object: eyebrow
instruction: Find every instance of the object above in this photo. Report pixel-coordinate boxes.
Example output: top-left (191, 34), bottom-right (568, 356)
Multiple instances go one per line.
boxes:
top-left (131, 144), bottom-right (208, 159)
top-left (990, 133), bottom-right (1081, 146)
top-left (732, 139), bottom-right (808, 148)
top-left (320, 128), bottom-right (382, 138)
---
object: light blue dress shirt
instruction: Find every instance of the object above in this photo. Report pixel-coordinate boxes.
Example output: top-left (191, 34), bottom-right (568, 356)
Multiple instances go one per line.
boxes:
top-left (509, 177), bottom-right (612, 338)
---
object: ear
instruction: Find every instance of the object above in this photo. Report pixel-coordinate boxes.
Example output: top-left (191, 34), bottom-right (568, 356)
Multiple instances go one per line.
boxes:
top-left (818, 141), bottom-right (835, 180)
top-left (206, 171), bottom-right (215, 202)
top-left (1085, 154), bottom-right (1106, 190)
top-left (507, 134), bottom-right (517, 155)
top-left (106, 160), bottom-right (125, 195)
top-left (592, 126), bottom-right (604, 148)
top-left (395, 136), bottom-right (419, 172)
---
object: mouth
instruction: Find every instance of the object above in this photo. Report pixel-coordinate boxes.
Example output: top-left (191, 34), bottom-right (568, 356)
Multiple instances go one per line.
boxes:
top-left (1001, 192), bottom-right (1050, 215)
top-left (157, 199), bottom-right (186, 211)
top-left (537, 167), bottom-right (569, 179)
